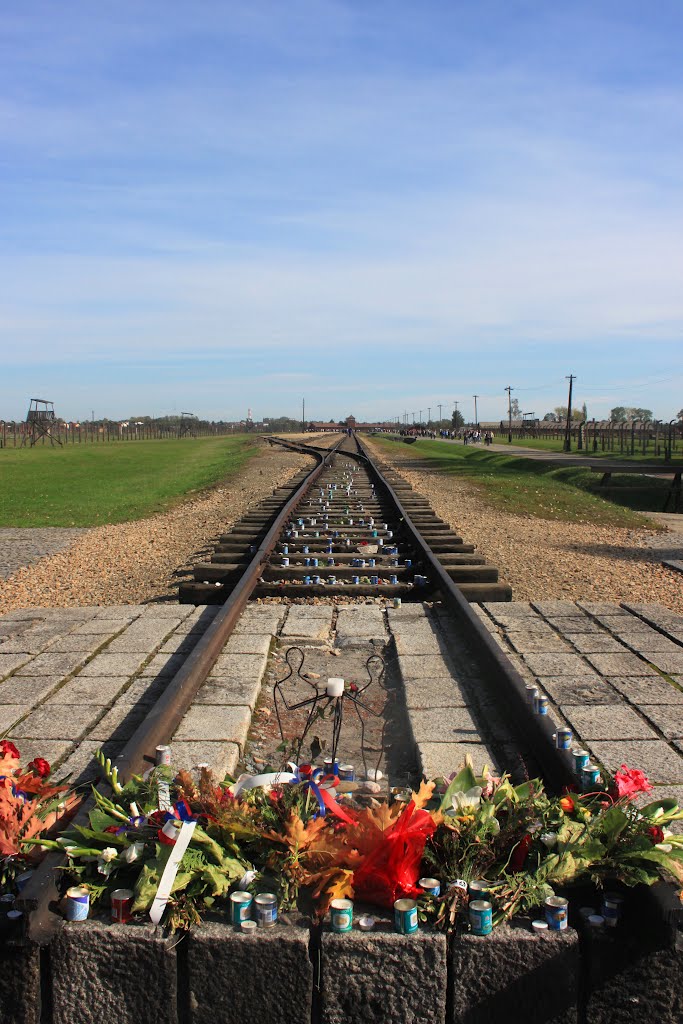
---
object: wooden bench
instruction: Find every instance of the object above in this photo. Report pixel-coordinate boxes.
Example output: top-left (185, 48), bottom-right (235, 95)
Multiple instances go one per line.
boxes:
top-left (591, 464), bottom-right (683, 512)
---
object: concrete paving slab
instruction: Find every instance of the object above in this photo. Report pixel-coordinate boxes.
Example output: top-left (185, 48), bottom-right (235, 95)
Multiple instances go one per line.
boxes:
top-left (281, 607), bottom-right (334, 639)
top-left (44, 634), bottom-right (112, 654)
top-left (139, 653), bottom-right (186, 677)
top-left (521, 653), bottom-right (590, 676)
top-left (595, 615), bottom-right (655, 633)
top-left (232, 610), bottom-right (283, 635)
top-left (393, 633), bottom-right (447, 656)
top-left (544, 616), bottom-right (603, 634)
top-left (607, 675), bottom-right (683, 704)
top-left (79, 652), bottom-right (149, 676)
top-left (585, 652), bottom-right (659, 676)
top-left (639, 705), bottom-right (683, 739)
top-left (174, 705), bottom-right (252, 745)
top-left (589, 740), bottom-right (683, 783)
top-left (0, 705), bottom-right (28, 732)
top-left (11, 738), bottom-right (73, 767)
top-left (193, 678), bottom-right (262, 709)
top-left (563, 633), bottom-right (628, 653)
top-left (105, 625), bottom-right (176, 653)
top-left (616, 633), bottom-right (683, 654)
top-left (46, 675), bottom-right (131, 706)
top-left (174, 607), bottom-right (220, 634)
top-left (387, 617), bottom-right (441, 641)
top-left (220, 633), bottom-right (272, 656)
top-left (209, 651), bottom-right (268, 679)
top-left (564, 705), bottom-right (658, 741)
top-left (417, 740), bottom-right (497, 778)
top-left (485, 601), bottom-right (536, 620)
top-left (89, 703), bottom-right (149, 741)
top-left (54, 741), bottom-right (119, 784)
top-left (139, 605), bottom-right (191, 619)
top-left (468, 605), bottom-right (497, 631)
top-left (336, 608), bottom-right (387, 638)
top-left (506, 632), bottom-right (574, 654)
top-left (0, 609), bottom-right (52, 622)
top-left (576, 601), bottom-right (629, 616)
top-left (117, 676), bottom-right (167, 704)
top-left (409, 707), bottom-right (480, 743)
top-left (12, 704), bottom-right (104, 740)
top-left (0, 675), bottom-right (63, 707)
top-left (0, 652), bottom-right (32, 679)
top-left (172, 740), bottom-right (239, 776)
top-left (387, 603), bottom-right (432, 625)
top-left (93, 605), bottom-right (142, 618)
top-left (539, 676), bottom-right (621, 706)
top-left (0, 629), bottom-right (67, 654)
top-left (402, 676), bottom-right (471, 709)
top-left (486, 612), bottom-right (548, 630)
top-left (398, 653), bottom-right (454, 679)
top-left (532, 600), bottom-right (583, 615)
top-left (69, 619), bottom-right (132, 635)
top-left (159, 634), bottom-right (200, 654)
top-left (15, 651), bottom-right (89, 677)
top-left (639, 651), bottom-right (683, 674)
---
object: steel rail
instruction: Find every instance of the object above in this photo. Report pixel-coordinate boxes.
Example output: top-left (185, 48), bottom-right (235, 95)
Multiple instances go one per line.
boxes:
top-left (21, 437), bottom-right (341, 943)
top-left (352, 434), bottom-right (576, 791)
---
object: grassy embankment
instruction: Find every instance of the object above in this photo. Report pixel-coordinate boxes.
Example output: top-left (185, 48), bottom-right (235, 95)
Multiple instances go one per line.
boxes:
top-left (0, 436), bottom-right (260, 527)
top-left (372, 437), bottom-right (664, 527)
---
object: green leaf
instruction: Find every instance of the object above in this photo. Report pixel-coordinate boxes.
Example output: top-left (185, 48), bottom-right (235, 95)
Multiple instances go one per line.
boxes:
top-left (439, 766), bottom-right (478, 811)
top-left (599, 806), bottom-right (629, 845)
top-left (638, 798), bottom-right (683, 820)
top-left (88, 809), bottom-right (121, 833)
top-left (72, 825), bottom-right (129, 847)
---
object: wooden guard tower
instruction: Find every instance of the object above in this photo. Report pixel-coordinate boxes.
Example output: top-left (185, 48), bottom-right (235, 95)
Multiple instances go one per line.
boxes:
top-left (178, 412), bottom-right (197, 438)
top-left (22, 399), bottom-right (62, 447)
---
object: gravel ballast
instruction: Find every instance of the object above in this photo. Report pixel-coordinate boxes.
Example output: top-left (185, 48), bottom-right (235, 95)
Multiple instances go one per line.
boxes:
top-left (366, 438), bottom-right (683, 611)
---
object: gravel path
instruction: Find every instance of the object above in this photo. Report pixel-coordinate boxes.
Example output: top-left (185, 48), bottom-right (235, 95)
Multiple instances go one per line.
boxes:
top-left (365, 438), bottom-right (683, 611)
top-left (0, 528), bottom-right (89, 580)
top-left (0, 444), bottom-right (312, 613)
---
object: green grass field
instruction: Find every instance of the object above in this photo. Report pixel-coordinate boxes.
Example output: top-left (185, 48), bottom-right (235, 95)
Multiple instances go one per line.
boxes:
top-left (0, 436), bottom-right (260, 527)
top-left (373, 437), bottom-right (662, 527)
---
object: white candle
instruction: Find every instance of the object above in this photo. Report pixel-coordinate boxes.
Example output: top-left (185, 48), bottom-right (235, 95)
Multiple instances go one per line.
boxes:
top-left (327, 677), bottom-right (345, 697)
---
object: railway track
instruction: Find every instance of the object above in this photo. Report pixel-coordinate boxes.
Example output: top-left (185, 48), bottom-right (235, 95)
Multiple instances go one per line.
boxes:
top-left (21, 431), bottom-right (583, 944)
top-left (179, 432), bottom-right (511, 604)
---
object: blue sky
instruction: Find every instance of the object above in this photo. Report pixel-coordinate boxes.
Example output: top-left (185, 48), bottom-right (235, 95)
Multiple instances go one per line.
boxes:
top-left (1, 1), bottom-right (682, 424)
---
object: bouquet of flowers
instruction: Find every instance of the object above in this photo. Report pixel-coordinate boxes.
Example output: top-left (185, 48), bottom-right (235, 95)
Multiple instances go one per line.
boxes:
top-left (421, 762), bottom-right (683, 930)
top-left (0, 739), bottom-right (77, 894)
top-left (31, 749), bottom-right (683, 934)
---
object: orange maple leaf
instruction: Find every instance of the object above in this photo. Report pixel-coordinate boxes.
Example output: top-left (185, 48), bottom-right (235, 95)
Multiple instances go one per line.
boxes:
top-left (411, 780), bottom-right (435, 809)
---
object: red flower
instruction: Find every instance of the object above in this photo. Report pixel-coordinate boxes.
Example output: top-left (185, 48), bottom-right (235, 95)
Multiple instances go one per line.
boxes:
top-left (560, 795), bottom-right (575, 813)
top-left (648, 825), bottom-right (665, 845)
top-left (612, 765), bottom-right (653, 801)
top-left (27, 757), bottom-right (50, 778)
top-left (510, 834), bottom-right (532, 872)
top-left (0, 740), bottom-right (20, 759)
top-left (104, 825), bottom-right (121, 834)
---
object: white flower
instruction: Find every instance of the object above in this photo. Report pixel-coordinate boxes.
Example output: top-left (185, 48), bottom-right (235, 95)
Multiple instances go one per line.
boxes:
top-left (655, 843), bottom-right (673, 853)
top-left (123, 841), bottom-right (145, 864)
top-left (447, 786), bottom-right (483, 815)
top-left (540, 833), bottom-right (558, 848)
top-left (100, 847), bottom-right (118, 863)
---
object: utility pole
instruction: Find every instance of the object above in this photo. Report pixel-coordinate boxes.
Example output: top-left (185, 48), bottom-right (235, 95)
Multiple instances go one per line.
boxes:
top-left (473, 395), bottom-right (479, 428)
top-left (419, 409), bottom-right (422, 425)
top-left (438, 403), bottom-right (442, 425)
top-left (302, 397), bottom-right (305, 432)
top-left (411, 412), bottom-right (416, 425)
top-left (505, 386), bottom-right (513, 443)
top-left (563, 375), bottom-right (575, 452)
top-left (428, 406), bottom-right (431, 425)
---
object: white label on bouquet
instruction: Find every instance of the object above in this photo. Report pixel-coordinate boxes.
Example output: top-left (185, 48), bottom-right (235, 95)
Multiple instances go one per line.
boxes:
top-left (157, 781), bottom-right (172, 811)
top-left (149, 821), bottom-right (196, 926)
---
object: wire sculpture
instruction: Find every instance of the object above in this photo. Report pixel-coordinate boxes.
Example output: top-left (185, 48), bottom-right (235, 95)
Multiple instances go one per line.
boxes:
top-left (273, 646), bottom-right (389, 781)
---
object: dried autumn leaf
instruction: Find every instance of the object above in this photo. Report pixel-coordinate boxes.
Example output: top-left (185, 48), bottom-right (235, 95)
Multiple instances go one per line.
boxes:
top-left (411, 780), bottom-right (435, 809)
top-left (265, 811), bottom-right (328, 852)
